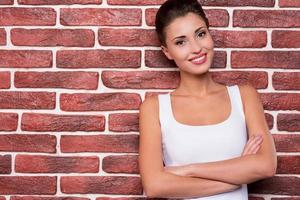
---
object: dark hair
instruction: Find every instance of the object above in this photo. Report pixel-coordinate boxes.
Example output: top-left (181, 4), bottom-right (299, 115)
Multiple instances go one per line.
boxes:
top-left (155, 0), bottom-right (209, 46)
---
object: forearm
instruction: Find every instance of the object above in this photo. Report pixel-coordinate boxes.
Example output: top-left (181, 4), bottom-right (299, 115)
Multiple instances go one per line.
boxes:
top-left (187, 154), bottom-right (276, 185)
top-left (143, 171), bottom-right (240, 198)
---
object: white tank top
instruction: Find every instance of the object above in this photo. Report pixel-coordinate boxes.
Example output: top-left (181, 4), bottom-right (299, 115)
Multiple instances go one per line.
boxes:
top-left (158, 85), bottom-right (248, 199)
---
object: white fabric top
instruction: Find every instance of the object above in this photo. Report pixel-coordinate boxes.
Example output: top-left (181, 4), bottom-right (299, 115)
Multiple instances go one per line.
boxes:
top-left (158, 85), bottom-right (248, 199)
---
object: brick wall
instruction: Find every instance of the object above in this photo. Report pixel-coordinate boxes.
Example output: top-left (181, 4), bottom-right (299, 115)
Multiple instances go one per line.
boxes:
top-left (0, 0), bottom-right (299, 199)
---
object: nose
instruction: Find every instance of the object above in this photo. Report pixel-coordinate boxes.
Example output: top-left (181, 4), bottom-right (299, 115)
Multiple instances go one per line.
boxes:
top-left (190, 39), bottom-right (202, 54)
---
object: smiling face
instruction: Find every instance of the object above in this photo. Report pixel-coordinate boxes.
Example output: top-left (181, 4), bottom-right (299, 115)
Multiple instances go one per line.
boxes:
top-left (162, 12), bottom-right (214, 75)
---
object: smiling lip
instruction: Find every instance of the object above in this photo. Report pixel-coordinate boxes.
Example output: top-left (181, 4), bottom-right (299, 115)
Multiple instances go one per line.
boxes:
top-left (189, 53), bottom-right (207, 65)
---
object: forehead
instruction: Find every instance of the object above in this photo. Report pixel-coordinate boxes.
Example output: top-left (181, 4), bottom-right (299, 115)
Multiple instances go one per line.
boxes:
top-left (165, 13), bottom-right (207, 39)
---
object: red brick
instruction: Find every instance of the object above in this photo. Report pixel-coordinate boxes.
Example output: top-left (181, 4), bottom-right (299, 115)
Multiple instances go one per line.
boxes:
top-left (265, 113), bottom-right (274, 130)
top-left (145, 8), bottom-right (229, 27)
top-left (233, 10), bottom-right (300, 28)
top-left (0, 0), bottom-right (13, 4)
top-left (107, 0), bottom-right (164, 5)
top-left (277, 114), bottom-right (300, 132)
top-left (260, 93), bottom-right (300, 110)
top-left (231, 51), bottom-right (300, 69)
top-left (15, 155), bottom-right (99, 173)
top-left (57, 50), bottom-right (140, 68)
top-left (61, 176), bottom-right (142, 194)
top-left (0, 29), bottom-right (6, 45)
top-left (21, 113), bottom-right (105, 132)
top-left (60, 134), bottom-right (138, 153)
top-left (0, 92), bottom-right (55, 109)
top-left (211, 71), bottom-right (268, 89)
top-left (145, 50), bottom-right (226, 68)
top-left (60, 8), bottom-right (141, 26)
top-left (0, 8), bottom-right (56, 26)
top-left (0, 155), bottom-right (11, 174)
top-left (211, 30), bottom-right (267, 48)
top-left (15, 71), bottom-right (98, 90)
top-left (199, 0), bottom-right (275, 6)
top-left (0, 113), bottom-right (17, 131)
top-left (99, 28), bottom-right (159, 46)
top-left (102, 71), bottom-right (180, 89)
top-left (272, 31), bottom-right (300, 48)
top-left (109, 113), bottom-right (139, 132)
top-left (18, 0), bottom-right (101, 4)
top-left (0, 197), bottom-right (4, 200)
top-left (273, 134), bottom-right (300, 152)
top-left (0, 176), bottom-right (56, 194)
top-left (0, 50), bottom-right (52, 68)
top-left (249, 198), bottom-right (264, 200)
top-left (279, 0), bottom-right (300, 7)
top-left (102, 155), bottom-right (138, 174)
top-left (11, 197), bottom-right (89, 200)
top-left (277, 156), bottom-right (300, 174)
top-left (60, 93), bottom-right (141, 111)
top-left (11, 29), bottom-right (94, 47)
top-left (0, 134), bottom-right (56, 153)
top-left (0, 72), bottom-right (10, 89)
top-left (272, 198), bottom-right (300, 200)
top-left (273, 72), bottom-right (300, 90)
top-left (248, 176), bottom-right (300, 195)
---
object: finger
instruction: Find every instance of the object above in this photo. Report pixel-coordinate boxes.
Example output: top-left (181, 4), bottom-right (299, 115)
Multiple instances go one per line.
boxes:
top-left (243, 135), bottom-right (262, 155)
top-left (243, 135), bottom-right (258, 154)
top-left (248, 136), bottom-right (263, 154)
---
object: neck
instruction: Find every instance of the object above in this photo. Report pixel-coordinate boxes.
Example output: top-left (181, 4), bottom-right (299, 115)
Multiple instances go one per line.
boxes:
top-left (175, 71), bottom-right (218, 97)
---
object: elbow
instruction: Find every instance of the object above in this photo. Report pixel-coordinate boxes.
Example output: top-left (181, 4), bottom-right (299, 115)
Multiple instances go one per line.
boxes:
top-left (261, 160), bottom-right (277, 178)
top-left (142, 182), bottom-right (161, 198)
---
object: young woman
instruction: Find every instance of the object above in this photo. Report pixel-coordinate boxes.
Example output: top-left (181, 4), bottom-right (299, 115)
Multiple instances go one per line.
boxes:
top-left (138, 0), bottom-right (277, 199)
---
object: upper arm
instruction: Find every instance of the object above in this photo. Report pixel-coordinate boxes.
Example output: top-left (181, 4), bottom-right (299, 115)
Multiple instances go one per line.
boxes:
top-left (138, 95), bottom-right (165, 191)
top-left (239, 84), bottom-right (277, 174)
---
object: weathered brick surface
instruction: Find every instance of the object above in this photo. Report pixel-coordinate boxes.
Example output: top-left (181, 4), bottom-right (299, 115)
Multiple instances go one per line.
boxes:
top-left (0, 8), bottom-right (56, 26)
top-left (15, 71), bottom-right (98, 89)
top-left (0, 50), bottom-right (52, 68)
top-left (272, 31), bottom-right (300, 48)
top-left (60, 93), bottom-right (141, 111)
top-left (107, 0), bottom-right (165, 5)
top-left (199, 0), bottom-right (275, 6)
top-left (61, 176), bottom-right (142, 194)
top-left (277, 156), bottom-right (300, 174)
top-left (273, 72), bottom-right (300, 90)
top-left (0, 0), bottom-right (13, 4)
top-left (233, 10), bottom-right (300, 28)
top-left (98, 29), bottom-right (159, 46)
top-left (0, 113), bottom-right (18, 131)
top-left (15, 155), bottom-right (99, 173)
top-left (279, 0), bottom-right (300, 7)
top-left (0, 92), bottom-right (55, 109)
top-left (21, 113), bottom-right (105, 132)
top-left (273, 134), bottom-right (300, 152)
top-left (60, 8), bottom-right (141, 26)
top-left (0, 176), bottom-right (56, 194)
top-left (102, 155), bottom-right (139, 174)
top-left (0, 155), bottom-right (11, 174)
top-left (277, 114), bottom-right (300, 132)
top-left (11, 197), bottom-right (89, 200)
top-left (0, 134), bottom-right (56, 153)
top-left (0, 72), bottom-right (10, 89)
top-left (231, 51), bottom-right (300, 69)
top-left (109, 113), bottom-right (139, 132)
top-left (260, 93), bottom-right (300, 111)
top-left (60, 135), bottom-right (139, 153)
top-left (11, 29), bottom-right (95, 47)
top-left (57, 50), bottom-right (140, 68)
top-left (18, 0), bottom-right (101, 4)
top-left (0, 29), bottom-right (6, 45)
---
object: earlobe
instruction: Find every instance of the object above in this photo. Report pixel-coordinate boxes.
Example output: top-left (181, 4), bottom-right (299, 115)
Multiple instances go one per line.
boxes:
top-left (161, 45), bottom-right (173, 60)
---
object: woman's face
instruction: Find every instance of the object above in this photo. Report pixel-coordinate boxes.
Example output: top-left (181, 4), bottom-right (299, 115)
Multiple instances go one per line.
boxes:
top-left (162, 12), bottom-right (214, 75)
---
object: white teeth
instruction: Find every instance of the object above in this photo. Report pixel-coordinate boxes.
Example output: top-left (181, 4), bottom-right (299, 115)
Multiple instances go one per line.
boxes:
top-left (192, 55), bottom-right (205, 62)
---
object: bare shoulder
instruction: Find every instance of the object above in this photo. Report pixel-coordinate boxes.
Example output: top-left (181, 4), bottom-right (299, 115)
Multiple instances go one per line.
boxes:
top-left (237, 84), bottom-right (261, 106)
top-left (139, 95), bottom-right (159, 114)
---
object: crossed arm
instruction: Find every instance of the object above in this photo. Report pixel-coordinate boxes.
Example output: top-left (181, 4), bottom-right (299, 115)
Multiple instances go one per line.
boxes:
top-left (138, 85), bottom-right (277, 198)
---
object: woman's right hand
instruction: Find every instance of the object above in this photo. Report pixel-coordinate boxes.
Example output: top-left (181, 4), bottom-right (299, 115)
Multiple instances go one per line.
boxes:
top-left (241, 135), bottom-right (263, 156)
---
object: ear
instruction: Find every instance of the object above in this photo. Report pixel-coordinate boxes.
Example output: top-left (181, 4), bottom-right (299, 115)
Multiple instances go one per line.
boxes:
top-left (161, 45), bottom-right (173, 60)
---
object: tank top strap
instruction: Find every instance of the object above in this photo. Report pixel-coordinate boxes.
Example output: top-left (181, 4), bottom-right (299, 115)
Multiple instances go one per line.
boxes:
top-left (158, 93), bottom-right (173, 127)
top-left (228, 85), bottom-right (245, 119)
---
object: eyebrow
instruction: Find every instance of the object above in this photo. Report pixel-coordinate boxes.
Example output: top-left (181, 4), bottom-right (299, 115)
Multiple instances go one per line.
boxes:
top-left (171, 26), bottom-right (206, 41)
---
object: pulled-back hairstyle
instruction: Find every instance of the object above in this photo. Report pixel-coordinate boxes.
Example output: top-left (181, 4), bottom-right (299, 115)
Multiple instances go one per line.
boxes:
top-left (155, 0), bottom-right (209, 46)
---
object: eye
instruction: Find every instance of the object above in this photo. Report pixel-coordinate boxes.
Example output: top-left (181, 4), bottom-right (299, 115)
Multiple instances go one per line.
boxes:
top-left (175, 40), bottom-right (185, 46)
top-left (197, 31), bottom-right (206, 38)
